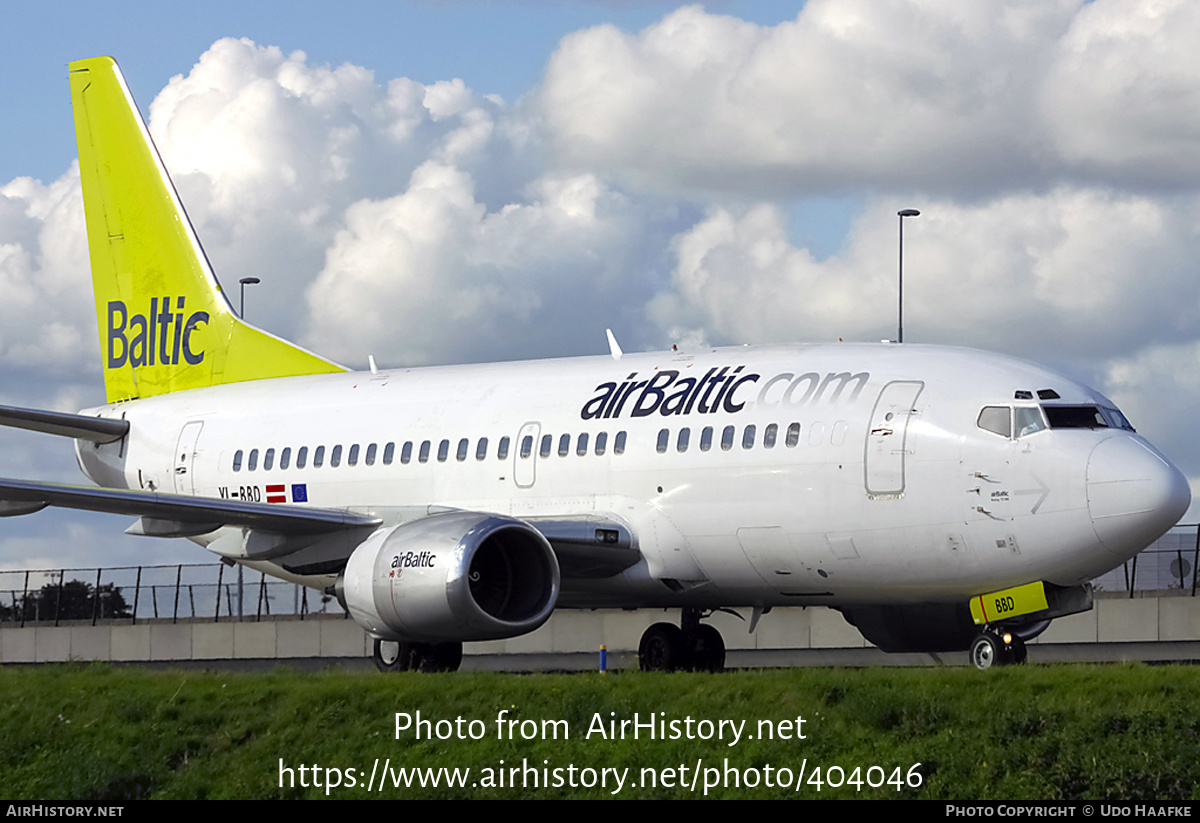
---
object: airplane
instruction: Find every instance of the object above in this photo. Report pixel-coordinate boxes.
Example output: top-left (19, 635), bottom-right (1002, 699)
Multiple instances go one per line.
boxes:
top-left (0, 56), bottom-right (1190, 672)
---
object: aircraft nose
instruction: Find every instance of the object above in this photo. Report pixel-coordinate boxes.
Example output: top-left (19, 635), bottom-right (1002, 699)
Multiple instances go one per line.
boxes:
top-left (1087, 435), bottom-right (1191, 558)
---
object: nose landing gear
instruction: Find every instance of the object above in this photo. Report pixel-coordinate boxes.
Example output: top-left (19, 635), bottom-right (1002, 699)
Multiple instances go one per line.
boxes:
top-left (969, 628), bottom-right (1027, 670)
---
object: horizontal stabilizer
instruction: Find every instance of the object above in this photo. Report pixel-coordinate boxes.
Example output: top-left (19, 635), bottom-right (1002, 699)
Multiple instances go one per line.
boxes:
top-left (0, 405), bottom-right (129, 443)
top-left (0, 477), bottom-right (380, 535)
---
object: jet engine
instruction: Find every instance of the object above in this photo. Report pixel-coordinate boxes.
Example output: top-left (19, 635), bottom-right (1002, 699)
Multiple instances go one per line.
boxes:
top-left (334, 511), bottom-right (560, 643)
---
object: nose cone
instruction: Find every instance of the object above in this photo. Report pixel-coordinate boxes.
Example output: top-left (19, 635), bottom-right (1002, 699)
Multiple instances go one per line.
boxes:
top-left (1087, 435), bottom-right (1191, 558)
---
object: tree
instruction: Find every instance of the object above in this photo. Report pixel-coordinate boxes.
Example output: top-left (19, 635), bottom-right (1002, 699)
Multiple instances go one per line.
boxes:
top-left (1, 579), bottom-right (132, 623)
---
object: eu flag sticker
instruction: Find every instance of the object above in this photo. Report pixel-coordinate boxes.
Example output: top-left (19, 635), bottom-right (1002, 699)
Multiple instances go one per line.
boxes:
top-left (291, 483), bottom-right (308, 503)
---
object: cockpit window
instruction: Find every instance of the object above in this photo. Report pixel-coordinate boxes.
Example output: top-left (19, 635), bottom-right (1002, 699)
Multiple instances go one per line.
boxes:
top-left (1014, 407), bottom-right (1046, 438)
top-left (1044, 405), bottom-right (1107, 429)
top-left (977, 406), bottom-right (1011, 437)
top-left (1101, 407), bottom-right (1135, 432)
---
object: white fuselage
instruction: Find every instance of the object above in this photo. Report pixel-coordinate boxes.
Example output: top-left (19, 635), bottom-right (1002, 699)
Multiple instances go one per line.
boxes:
top-left (75, 341), bottom-right (1190, 611)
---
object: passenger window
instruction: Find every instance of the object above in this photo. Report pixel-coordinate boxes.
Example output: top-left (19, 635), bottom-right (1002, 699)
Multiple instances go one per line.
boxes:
top-left (657, 429), bottom-right (669, 453)
top-left (384, 443), bottom-right (396, 465)
top-left (233, 450), bottom-right (243, 472)
top-left (977, 406), bottom-right (1011, 438)
top-left (721, 426), bottom-right (735, 451)
top-left (348, 444), bottom-right (359, 466)
top-left (594, 432), bottom-right (607, 456)
top-left (743, 425), bottom-right (756, 449)
top-left (438, 439), bottom-right (450, 462)
top-left (677, 428), bottom-right (690, 452)
top-left (1015, 407), bottom-right (1046, 438)
top-left (764, 424), bottom-right (777, 448)
top-left (365, 443), bottom-right (376, 466)
top-left (577, 433), bottom-right (589, 456)
top-left (786, 422), bottom-right (800, 447)
top-left (521, 435), bottom-right (533, 458)
top-left (476, 438), bottom-right (489, 461)
top-left (559, 433), bottom-right (571, 457)
top-left (498, 436), bottom-right (510, 460)
top-left (419, 441), bottom-right (430, 463)
top-left (264, 448), bottom-right (275, 471)
top-left (540, 435), bottom-right (552, 458)
top-left (399, 442), bottom-right (411, 464)
top-left (297, 447), bottom-right (308, 469)
top-left (248, 449), bottom-right (259, 471)
top-left (280, 447), bottom-right (291, 470)
top-left (615, 431), bottom-right (627, 454)
top-left (700, 426), bottom-right (713, 452)
top-left (331, 445), bottom-right (343, 467)
top-left (314, 446), bottom-right (325, 468)
top-left (457, 438), bottom-right (469, 461)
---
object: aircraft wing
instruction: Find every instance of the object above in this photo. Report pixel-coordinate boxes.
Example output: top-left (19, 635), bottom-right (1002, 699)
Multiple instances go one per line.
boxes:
top-left (0, 477), bottom-right (640, 577)
top-left (0, 477), bottom-right (381, 536)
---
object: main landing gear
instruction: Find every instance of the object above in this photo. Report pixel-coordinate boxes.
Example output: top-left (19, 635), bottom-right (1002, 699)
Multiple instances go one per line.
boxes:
top-left (969, 627), bottom-right (1027, 670)
top-left (373, 638), bottom-right (464, 673)
top-left (638, 608), bottom-right (726, 672)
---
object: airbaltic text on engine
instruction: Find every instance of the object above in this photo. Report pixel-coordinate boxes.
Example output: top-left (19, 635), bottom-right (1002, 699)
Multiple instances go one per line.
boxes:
top-left (581, 367), bottom-right (871, 419)
top-left (106, 297), bottom-right (210, 367)
top-left (393, 552), bottom-right (436, 570)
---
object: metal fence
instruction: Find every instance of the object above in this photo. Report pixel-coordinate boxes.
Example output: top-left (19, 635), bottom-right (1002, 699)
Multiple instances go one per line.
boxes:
top-left (2, 524), bottom-right (1198, 627)
top-left (1092, 523), bottom-right (1199, 596)
top-left (0, 562), bottom-right (347, 627)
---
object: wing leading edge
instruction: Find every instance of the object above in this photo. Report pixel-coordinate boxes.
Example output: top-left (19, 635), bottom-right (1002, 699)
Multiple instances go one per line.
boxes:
top-left (0, 477), bottom-right (381, 535)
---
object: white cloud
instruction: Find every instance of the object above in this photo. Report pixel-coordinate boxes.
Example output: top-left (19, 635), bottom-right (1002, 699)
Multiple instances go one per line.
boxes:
top-left (1041, 0), bottom-right (1200, 184)
top-left (0, 171), bottom-right (94, 380)
top-left (538, 0), bottom-right (1200, 197)
top-left (303, 163), bottom-right (663, 366)
top-left (651, 188), bottom-right (1200, 360)
top-left (538, 1), bottom-right (1080, 194)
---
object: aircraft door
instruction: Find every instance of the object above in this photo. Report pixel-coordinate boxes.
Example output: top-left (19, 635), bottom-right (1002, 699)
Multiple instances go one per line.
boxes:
top-left (173, 421), bottom-right (203, 495)
top-left (514, 421), bottom-right (541, 488)
top-left (864, 381), bottom-right (924, 496)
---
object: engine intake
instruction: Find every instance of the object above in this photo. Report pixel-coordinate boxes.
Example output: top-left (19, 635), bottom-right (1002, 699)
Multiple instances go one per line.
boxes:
top-left (335, 511), bottom-right (560, 642)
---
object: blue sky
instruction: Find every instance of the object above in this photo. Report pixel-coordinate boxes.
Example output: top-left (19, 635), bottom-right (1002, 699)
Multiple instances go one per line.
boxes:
top-left (5, 0), bottom-right (1200, 570)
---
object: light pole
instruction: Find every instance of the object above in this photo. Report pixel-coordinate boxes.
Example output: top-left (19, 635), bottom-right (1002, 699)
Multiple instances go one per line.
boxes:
top-left (897, 209), bottom-right (920, 343)
top-left (239, 276), bottom-right (260, 319)
top-left (235, 274), bottom-right (259, 621)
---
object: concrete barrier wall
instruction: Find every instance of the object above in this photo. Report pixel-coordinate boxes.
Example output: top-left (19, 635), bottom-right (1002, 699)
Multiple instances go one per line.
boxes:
top-left (4, 594), bottom-right (1200, 665)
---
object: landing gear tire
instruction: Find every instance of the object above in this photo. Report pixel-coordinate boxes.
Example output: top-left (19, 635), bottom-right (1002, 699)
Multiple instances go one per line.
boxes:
top-left (639, 623), bottom-right (688, 672)
top-left (969, 633), bottom-right (1001, 670)
top-left (970, 630), bottom-right (1027, 670)
top-left (687, 624), bottom-right (726, 672)
top-left (373, 639), bottom-right (463, 673)
top-left (373, 639), bottom-right (407, 672)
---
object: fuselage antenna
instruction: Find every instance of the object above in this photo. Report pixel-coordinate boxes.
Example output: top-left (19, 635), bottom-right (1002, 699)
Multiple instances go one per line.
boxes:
top-left (606, 329), bottom-right (623, 361)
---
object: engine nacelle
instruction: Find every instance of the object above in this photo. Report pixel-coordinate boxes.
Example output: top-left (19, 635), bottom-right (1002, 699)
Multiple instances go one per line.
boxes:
top-left (335, 511), bottom-right (560, 643)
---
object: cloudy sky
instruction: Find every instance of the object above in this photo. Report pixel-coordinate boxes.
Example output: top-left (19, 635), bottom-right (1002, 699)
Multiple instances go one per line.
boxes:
top-left (3, 0), bottom-right (1200, 572)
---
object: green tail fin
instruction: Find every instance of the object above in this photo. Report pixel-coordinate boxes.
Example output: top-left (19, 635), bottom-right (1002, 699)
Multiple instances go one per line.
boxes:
top-left (69, 56), bottom-right (345, 403)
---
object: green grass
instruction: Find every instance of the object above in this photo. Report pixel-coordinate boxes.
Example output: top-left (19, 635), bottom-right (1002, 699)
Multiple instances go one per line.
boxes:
top-left (1, 663), bottom-right (1198, 799)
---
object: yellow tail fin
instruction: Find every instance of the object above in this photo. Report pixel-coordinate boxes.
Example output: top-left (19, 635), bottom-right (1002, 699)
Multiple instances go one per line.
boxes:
top-left (69, 57), bottom-right (345, 403)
